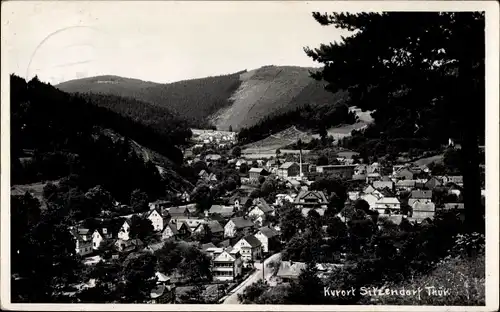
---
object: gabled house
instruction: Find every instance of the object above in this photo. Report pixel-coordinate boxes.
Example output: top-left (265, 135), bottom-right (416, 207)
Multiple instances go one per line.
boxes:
top-left (69, 227), bottom-right (93, 256)
top-left (411, 202), bottom-right (436, 221)
top-left (393, 167), bottom-right (414, 180)
top-left (193, 220), bottom-right (224, 239)
top-left (374, 197), bottom-right (401, 214)
top-left (360, 193), bottom-right (381, 209)
top-left (293, 190), bottom-right (329, 208)
top-left (224, 217), bottom-right (255, 238)
top-left (254, 226), bottom-right (280, 253)
top-left (146, 209), bottom-right (170, 232)
top-left (162, 223), bottom-right (179, 240)
top-left (168, 206), bottom-right (192, 221)
top-left (144, 241), bottom-right (166, 254)
top-left (175, 218), bottom-right (206, 233)
top-left (248, 168), bottom-right (269, 183)
top-left (209, 205), bottom-right (235, 218)
top-left (409, 190), bottom-right (433, 205)
top-left (91, 227), bottom-right (112, 250)
top-left (178, 221), bottom-right (193, 238)
top-left (247, 198), bottom-right (275, 219)
top-left (232, 234), bottom-right (263, 266)
top-left (278, 162), bottom-right (300, 179)
top-left (118, 220), bottom-right (131, 241)
top-left (114, 238), bottom-right (143, 253)
top-left (212, 249), bottom-right (243, 282)
top-left (372, 181), bottom-right (395, 191)
top-left (425, 177), bottom-right (443, 190)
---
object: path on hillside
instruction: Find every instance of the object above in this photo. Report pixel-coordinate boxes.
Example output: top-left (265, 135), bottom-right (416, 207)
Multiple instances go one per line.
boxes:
top-left (222, 253), bottom-right (281, 304)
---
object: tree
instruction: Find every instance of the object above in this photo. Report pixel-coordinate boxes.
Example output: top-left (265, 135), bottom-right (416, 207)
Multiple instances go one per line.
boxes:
top-left (286, 261), bottom-right (325, 304)
top-left (305, 12), bottom-right (484, 232)
top-left (191, 184), bottom-right (212, 212)
top-left (120, 252), bottom-right (157, 303)
top-left (232, 146), bottom-right (242, 158)
top-left (353, 199), bottom-right (370, 213)
top-left (229, 125), bottom-right (233, 132)
top-left (258, 176), bottom-right (266, 185)
top-left (129, 215), bottom-right (154, 242)
top-left (85, 185), bottom-right (115, 217)
top-left (280, 203), bottom-right (306, 241)
top-left (130, 189), bottom-right (149, 213)
top-left (316, 155), bottom-right (329, 166)
top-left (178, 246), bottom-right (212, 283)
top-left (237, 280), bottom-right (269, 304)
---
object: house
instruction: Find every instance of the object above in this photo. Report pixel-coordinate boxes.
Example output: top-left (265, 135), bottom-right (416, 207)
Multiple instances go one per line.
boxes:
top-left (374, 197), bottom-right (401, 214)
top-left (440, 175), bottom-right (464, 186)
top-left (274, 194), bottom-right (294, 206)
top-left (247, 199), bottom-right (274, 219)
top-left (301, 208), bottom-right (326, 218)
top-left (146, 209), bottom-right (170, 232)
top-left (230, 196), bottom-right (251, 210)
top-left (393, 168), bottom-right (414, 180)
top-left (114, 238), bottom-right (143, 253)
top-left (70, 227), bottom-right (93, 256)
top-left (447, 184), bottom-right (462, 197)
top-left (235, 159), bottom-right (247, 169)
top-left (148, 200), bottom-right (172, 211)
top-left (411, 202), bottom-right (436, 221)
top-left (316, 165), bottom-right (356, 179)
top-left (175, 218), bottom-right (206, 232)
top-left (396, 180), bottom-right (417, 190)
top-left (373, 181), bottom-right (395, 191)
top-left (168, 206), bottom-right (192, 221)
top-left (178, 221), bottom-right (193, 238)
top-left (193, 220), bottom-right (224, 239)
top-left (276, 261), bottom-right (308, 283)
top-left (91, 227), bottom-right (112, 250)
top-left (425, 177), bottom-right (443, 190)
top-left (212, 250), bottom-right (243, 282)
top-left (293, 190), bottom-right (329, 208)
top-left (363, 185), bottom-right (376, 194)
top-left (278, 162), bottom-right (300, 179)
top-left (224, 217), bottom-right (255, 238)
top-left (360, 193), bottom-right (381, 209)
top-left (118, 220), bottom-right (131, 241)
top-left (162, 223), bottom-right (179, 240)
top-left (254, 226), bottom-right (280, 253)
top-left (209, 205), bottom-right (235, 218)
top-left (409, 190), bottom-right (433, 205)
top-left (231, 235), bottom-right (263, 265)
top-left (248, 168), bottom-right (269, 183)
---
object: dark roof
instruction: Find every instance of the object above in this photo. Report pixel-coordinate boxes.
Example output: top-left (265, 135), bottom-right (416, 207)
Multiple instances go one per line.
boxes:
top-left (169, 207), bottom-right (190, 216)
top-left (254, 198), bottom-right (273, 213)
top-left (218, 239), bottom-right (231, 248)
top-left (258, 226), bottom-right (279, 238)
top-left (163, 223), bottom-right (178, 234)
top-left (201, 242), bottom-right (217, 251)
top-left (230, 217), bottom-right (255, 229)
top-left (244, 234), bottom-right (262, 248)
top-left (207, 220), bottom-right (224, 233)
top-left (294, 190), bottom-right (328, 204)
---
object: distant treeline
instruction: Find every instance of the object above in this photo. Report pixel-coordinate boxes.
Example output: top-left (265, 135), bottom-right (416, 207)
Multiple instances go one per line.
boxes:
top-left (237, 103), bottom-right (357, 145)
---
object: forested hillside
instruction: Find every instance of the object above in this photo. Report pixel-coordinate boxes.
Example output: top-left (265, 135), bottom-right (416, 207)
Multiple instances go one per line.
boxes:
top-left (57, 72), bottom-right (245, 128)
top-left (11, 74), bottom-right (192, 203)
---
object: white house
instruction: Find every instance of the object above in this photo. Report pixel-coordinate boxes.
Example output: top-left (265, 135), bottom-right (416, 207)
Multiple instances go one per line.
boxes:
top-left (147, 209), bottom-right (166, 232)
top-left (254, 226), bottom-right (280, 253)
top-left (91, 228), bottom-right (111, 250)
top-left (162, 223), bottom-right (179, 240)
top-left (118, 220), bottom-right (131, 241)
top-left (374, 197), bottom-right (401, 214)
top-left (69, 227), bottom-right (93, 256)
top-left (231, 235), bottom-right (262, 265)
top-left (212, 250), bottom-right (243, 282)
top-left (224, 217), bottom-right (254, 238)
top-left (360, 193), bottom-right (381, 209)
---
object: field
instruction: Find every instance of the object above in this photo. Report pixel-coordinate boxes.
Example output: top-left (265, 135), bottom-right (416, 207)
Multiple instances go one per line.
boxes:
top-left (242, 126), bottom-right (315, 154)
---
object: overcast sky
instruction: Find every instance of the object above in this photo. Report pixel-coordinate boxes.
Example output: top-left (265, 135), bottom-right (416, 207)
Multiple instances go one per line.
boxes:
top-left (2, 1), bottom-right (359, 84)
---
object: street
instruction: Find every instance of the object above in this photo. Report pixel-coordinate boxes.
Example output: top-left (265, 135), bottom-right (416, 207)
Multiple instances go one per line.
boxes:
top-left (222, 253), bottom-right (281, 304)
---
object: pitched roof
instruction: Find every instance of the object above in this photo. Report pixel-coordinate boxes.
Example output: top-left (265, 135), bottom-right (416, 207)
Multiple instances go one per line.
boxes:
top-left (280, 162), bottom-right (298, 169)
top-left (277, 261), bottom-right (307, 279)
top-left (230, 217), bottom-right (255, 229)
top-left (209, 205), bottom-right (235, 216)
top-left (249, 167), bottom-right (266, 173)
top-left (254, 198), bottom-right (273, 213)
top-left (376, 197), bottom-right (400, 205)
top-left (201, 242), bottom-right (217, 251)
top-left (169, 206), bottom-right (190, 216)
top-left (301, 208), bottom-right (326, 217)
top-left (411, 190), bottom-right (433, 199)
top-left (258, 226), bottom-right (279, 238)
top-left (412, 202), bottom-right (436, 212)
top-left (207, 220), bottom-right (224, 233)
top-left (163, 223), bottom-right (178, 235)
top-left (396, 180), bottom-right (417, 187)
top-left (294, 190), bottom-right (328, 203)
top-left (243, 234), bottom-right (262, 248)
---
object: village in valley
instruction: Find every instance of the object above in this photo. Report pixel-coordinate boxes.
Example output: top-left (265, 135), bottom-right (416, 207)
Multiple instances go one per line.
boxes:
top-left (37, 127), bottom-right (482, 304)
top-left (7, 7), bottom-right (488, 307)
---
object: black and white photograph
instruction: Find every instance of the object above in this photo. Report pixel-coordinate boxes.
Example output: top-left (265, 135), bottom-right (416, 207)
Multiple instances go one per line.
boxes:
top-left (1, 1), bottom-right (498, 310)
